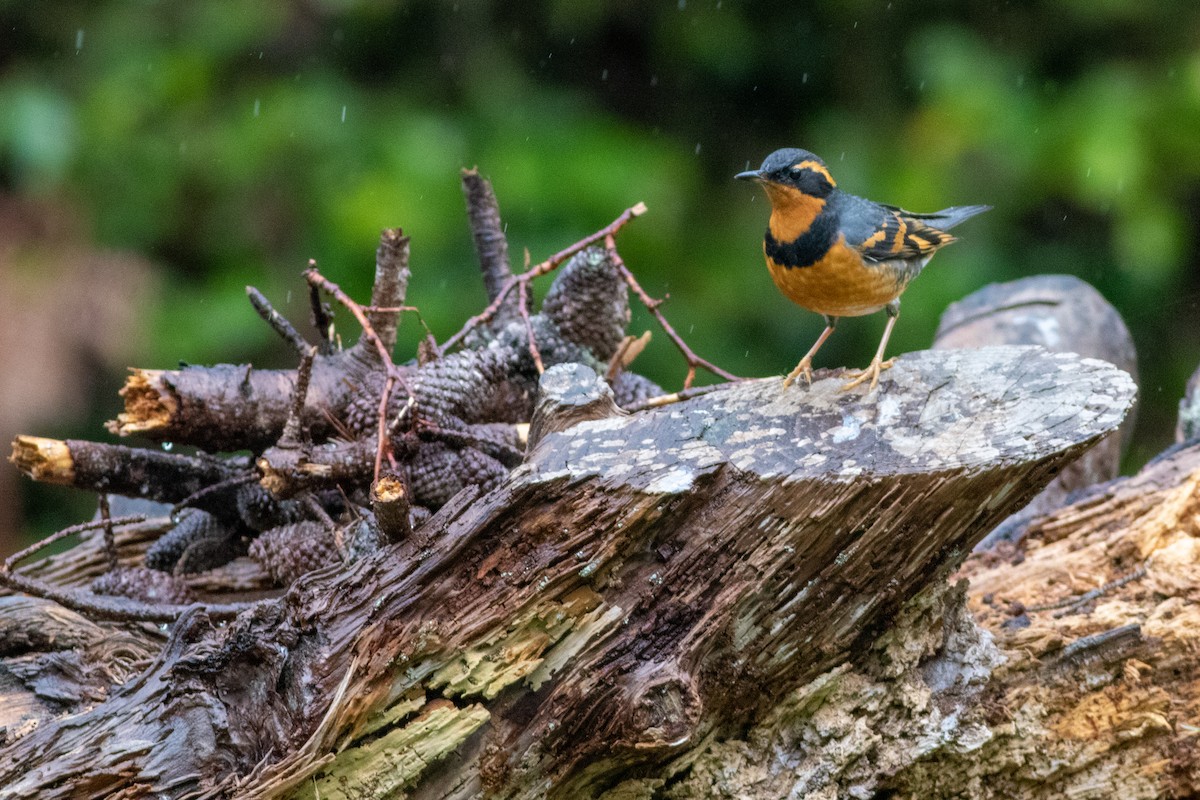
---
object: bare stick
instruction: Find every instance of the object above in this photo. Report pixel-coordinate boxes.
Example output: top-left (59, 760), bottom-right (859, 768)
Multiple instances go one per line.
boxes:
top-left (368, 228), bottom-right (411, 356)
top-left (280, 346), bottom-right (318, 445)
top-left (375, 373), bottom-right (397, 480)
top-left (3, 515), bottom-right (146, 572)
top-left (98, 495), bottom-right (118, 572)
top-left (604, 236), bottom-right (741, 387)
top-left (305, 264), bottom-right (416, 485)
top-left (517, 279), bottom-right (545, 374)
top-left (0, 568), bottom-right (258, 622)
top-left (623, 384), bottom-right (724, 413)
top-left (461, 168), bottom-right (515, 308)
top-left (1024, 565), bottom-right (1149, 617)
top-left (305, 264), bottom-right (400, 374)
top-left (309, 284), bottom-right (337, 354)
top-left (169, 473), bottom-right (259, 517)
top-left (440, 202), bottom-right (648, 352)
top-left (247, 286), bottom-right (310, 355)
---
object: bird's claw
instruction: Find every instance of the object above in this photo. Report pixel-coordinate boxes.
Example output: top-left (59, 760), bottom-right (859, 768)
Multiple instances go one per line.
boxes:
top-left (840, 357), bottom-right (895, 393)
top-left (783, 358), bottom-right (814, 389)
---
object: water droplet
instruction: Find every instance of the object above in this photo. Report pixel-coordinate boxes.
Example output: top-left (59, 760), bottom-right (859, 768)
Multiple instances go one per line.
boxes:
top-left (677, 0), bottom-right (686, 9)
top-left (162, 442), bottom-right (174, 451)
top-left (802, 73), bottom-right (808, 84)
top-left (253, 99), bottom-right (261, 117)
top-left (694, 142), bottom-right (702, 155)
top-left (340, 105), bottom-right (347, 123)
top-left (600, 68), bottom-right (608, 80)
top-left (75, 29), bottom-right (84, 51)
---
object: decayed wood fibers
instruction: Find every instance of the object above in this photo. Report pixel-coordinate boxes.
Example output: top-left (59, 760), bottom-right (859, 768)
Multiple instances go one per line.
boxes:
top-left (0, 347), bottom-right (1133, 799)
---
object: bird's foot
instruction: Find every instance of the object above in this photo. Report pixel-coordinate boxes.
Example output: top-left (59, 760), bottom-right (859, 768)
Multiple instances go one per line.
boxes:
top-left (783, 358), bottom-right (814, 389)
top-left (841, 357), bottom-right (895, 393)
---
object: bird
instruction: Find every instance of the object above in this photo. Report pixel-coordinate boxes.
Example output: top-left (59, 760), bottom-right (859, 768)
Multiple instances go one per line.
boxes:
top-left (736, 148), bottom-right (989, 392)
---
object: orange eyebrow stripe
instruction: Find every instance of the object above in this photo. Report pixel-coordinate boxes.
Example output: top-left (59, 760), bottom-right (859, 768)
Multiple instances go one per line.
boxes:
top-left (791, 160), bottom-right (837, 187)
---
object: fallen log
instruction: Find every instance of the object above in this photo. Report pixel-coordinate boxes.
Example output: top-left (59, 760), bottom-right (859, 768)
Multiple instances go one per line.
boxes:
top-left (0, 346), bottom-right (1134, 798)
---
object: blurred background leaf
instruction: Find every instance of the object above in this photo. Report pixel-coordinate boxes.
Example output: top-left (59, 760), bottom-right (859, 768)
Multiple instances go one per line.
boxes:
top-left (2, 0), bottom-right (1198, 549)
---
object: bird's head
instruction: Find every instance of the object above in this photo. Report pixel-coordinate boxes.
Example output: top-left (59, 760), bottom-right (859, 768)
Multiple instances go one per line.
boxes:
top-left (736, 148), bottom-right (837, 202)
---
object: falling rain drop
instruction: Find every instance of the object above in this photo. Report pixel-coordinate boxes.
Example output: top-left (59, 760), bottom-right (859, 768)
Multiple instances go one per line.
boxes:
top-left (75, 29), bottom-right (84, 52)
top-left (254, 99), bottom-right (261, 117)
top-left (802, 73), bottom-right (808, 84)
top-left (695, 142), bottom-right (702, 155)
top-left (601, 69), bottom-right (608, 81)
top-left (341, 105), bottom-right (347, 123)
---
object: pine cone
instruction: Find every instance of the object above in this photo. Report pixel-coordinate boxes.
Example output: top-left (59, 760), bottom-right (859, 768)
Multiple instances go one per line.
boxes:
top-left (91, 566), bottom-right (194, 605)
top-left (146, 509), bottom-right (240, 573)
top-left (407, 441), bottom-right (507, 507)
top-left (541, 247), bottom-right (630, 361)
top-left (249, 521), bottom-right (340, 585)
top-left (236, 483), bottom-right (305, 532)
top-left (611, 371), bottom-right (665, 408)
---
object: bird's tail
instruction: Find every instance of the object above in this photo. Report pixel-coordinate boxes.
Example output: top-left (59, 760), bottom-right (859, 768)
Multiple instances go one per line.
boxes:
top-left (914, 204), bottom-right (992, 231)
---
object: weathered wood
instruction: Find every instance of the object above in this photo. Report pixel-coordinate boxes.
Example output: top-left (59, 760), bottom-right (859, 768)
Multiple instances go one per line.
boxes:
top-left (0, 346), bottom-right (1134, 799)
top-left (934, 274), bottom-right (1138, 542)
top-left (1179, 361), bottom-right (1200, 443)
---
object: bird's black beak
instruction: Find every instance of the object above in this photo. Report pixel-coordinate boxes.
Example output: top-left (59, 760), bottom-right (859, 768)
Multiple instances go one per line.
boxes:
top-left (734, 169), bottom-right (763, 182)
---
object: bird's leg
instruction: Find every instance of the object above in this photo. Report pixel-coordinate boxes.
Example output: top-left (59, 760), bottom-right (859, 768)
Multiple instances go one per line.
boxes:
top-left (783, 316), bottom-right (837, 388)
top-left (842, 301), bottom-right (899, 392)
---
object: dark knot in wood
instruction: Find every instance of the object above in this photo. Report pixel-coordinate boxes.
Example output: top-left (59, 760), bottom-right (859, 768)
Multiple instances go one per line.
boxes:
top-left (624, 662), bottom-right (703, 751)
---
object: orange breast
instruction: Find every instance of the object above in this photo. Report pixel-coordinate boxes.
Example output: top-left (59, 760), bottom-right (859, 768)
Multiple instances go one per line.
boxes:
top-left (766, 237), bottom-right (905, 317)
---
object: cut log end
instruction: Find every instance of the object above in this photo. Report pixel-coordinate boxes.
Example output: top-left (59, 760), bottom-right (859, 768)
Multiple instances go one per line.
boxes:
top-left (371, 473), bottom-right (412, 541)
top-left (106, 369), bottom-right (175, 437)
top-left (8, 435), bottom-right (75, 485)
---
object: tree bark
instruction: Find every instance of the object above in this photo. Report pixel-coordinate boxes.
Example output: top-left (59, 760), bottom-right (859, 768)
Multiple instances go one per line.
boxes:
top-left (0, 345), bottom-right (1136, 799)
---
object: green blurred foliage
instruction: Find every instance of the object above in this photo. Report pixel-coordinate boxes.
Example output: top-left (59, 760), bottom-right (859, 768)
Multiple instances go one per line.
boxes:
top-left (2, 0), bottom-right (1199, 537)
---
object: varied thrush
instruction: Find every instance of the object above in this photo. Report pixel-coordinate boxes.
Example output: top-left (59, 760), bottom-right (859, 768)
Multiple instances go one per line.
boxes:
top-left (737, 148), bottom-right (989, 392)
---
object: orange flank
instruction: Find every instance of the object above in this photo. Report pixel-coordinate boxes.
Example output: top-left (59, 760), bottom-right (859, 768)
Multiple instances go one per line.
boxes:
top-left (765, 237), bottom-right (905, 318)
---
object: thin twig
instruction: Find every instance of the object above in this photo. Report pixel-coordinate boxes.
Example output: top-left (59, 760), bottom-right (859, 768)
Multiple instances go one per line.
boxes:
top-left (308, 283), bottom-right (337, 355)
top-left (169, 473), bottom-right (260, 518)
top-left (302, 494), bottom-right (337, 530)
top-left (369, 228), bottom-right (412, 356)
top-left (247, 286), bottom-right (311, 355)
top-left (1025, 565), bottom-right (1149, 617)
top-left (440, 202), bottom-right (648, 353)
top-left (305, 264), bottom-right (416, 485)
top-left (517, 279), bottom-right (544, 373)
top-left (375, 374), bottom-right (397, 479)
top-left (604, 235), bottom-right (741, 388)
top-left (98, 495), bottom-right (118, 572)
top-left (1, 568), bottom-right (258, 622)
top-left (3, 515), bottom-right (147, 572)
top-left (623, 384), bottom-right (725, 413)
top-left (280, 345), bottom-right (318, 445)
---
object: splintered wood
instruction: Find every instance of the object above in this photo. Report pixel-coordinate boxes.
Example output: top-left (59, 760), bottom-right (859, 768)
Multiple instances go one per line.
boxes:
top-left (0, 346), bottom-right (1140, 799)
